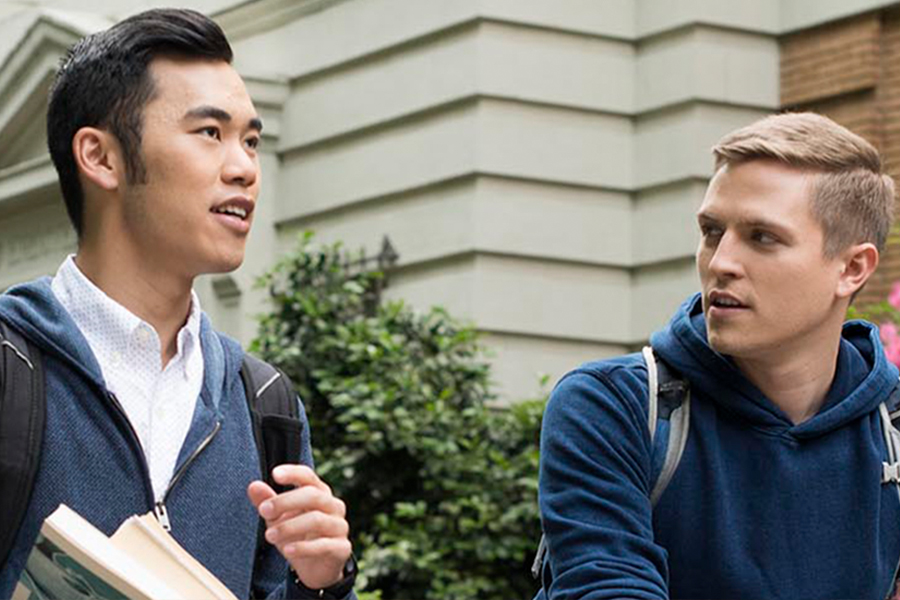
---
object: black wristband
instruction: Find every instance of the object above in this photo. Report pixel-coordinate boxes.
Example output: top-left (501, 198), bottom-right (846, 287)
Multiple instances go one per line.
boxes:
top-left (289, 555), bottom-right (357, 599)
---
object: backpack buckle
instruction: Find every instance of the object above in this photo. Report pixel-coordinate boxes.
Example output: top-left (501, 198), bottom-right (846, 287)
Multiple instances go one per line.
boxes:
top-left (883, 461), bottom-right (900, 484)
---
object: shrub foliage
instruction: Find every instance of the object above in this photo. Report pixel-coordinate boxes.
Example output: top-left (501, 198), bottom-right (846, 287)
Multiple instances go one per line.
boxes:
top-left (250, 234), bottom-right (543, 600)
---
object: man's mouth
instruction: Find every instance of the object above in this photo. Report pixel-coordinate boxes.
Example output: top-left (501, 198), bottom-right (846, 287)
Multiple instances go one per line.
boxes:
top-left (210, 196), bottom-right (255, 227)
top-left (708, 291), bottom-right (748, 310)
top-left (212, 205), bottom-right (248, 220)
top-left (210, 197), bottom-right (254, 234)
top-left (210, 197), bottom-right (254, 224)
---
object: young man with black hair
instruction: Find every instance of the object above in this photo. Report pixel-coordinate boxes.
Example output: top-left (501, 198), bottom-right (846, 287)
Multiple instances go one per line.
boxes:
top-left (535, 113), bottom-right (900, 599)
top-left (0, 8), bottom-right (355, 599)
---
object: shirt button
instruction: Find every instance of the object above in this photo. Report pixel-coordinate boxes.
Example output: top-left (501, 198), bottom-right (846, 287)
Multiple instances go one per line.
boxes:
top-left (110, 351), bottom-right (122, 367)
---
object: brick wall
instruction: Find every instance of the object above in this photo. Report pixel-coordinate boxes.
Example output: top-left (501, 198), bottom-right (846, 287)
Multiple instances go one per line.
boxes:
top-left (781, 8), bottom-right (900, 307)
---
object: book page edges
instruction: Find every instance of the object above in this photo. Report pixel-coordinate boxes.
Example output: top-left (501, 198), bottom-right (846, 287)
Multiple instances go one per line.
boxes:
top-left (11, 581), bottom-right (30, 600)
top-left (111, 514), bottom-right (238, 600)
top-left (41, 505), bottom-right (179, 600)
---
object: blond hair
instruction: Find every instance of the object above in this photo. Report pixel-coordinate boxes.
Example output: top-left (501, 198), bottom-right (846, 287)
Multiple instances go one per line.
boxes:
top-left (713, 112), bottom-right (896, 257)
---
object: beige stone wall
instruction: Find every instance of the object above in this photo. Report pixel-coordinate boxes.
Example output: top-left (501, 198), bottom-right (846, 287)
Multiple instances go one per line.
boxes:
top-left (0, 0), bottom-right (898, 400)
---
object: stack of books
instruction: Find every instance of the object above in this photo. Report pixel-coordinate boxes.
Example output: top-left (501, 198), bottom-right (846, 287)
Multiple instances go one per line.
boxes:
top-left (14, 504), bottom-right (238, 600)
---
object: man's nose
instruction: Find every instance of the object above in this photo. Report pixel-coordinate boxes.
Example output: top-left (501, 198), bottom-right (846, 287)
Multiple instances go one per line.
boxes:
top-left (222, 141), bottom-right (259, 188)
top-left (707, 233), bottom-right (744, 279)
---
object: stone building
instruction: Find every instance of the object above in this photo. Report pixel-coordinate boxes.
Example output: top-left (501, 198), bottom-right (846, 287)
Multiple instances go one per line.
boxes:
top-left (0, 0), bottom-right (898, 401)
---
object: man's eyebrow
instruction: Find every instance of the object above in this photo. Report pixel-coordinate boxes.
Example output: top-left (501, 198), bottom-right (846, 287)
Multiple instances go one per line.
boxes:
top-left (740, 218), bottom-right (794, 237)
top-left (184, 105), bottom-right (231, 122)
top-left (697, 212), bottom-right (793, 235)
top-left (183, 105), bottom-right (263, 132)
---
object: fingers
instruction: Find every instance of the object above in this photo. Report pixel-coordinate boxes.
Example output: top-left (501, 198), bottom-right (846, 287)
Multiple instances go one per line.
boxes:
top-left (260, 484), bottom-right (346, 523)
top-left (246, 480), bottom-right (277, 510)
top-left (250, 464), bottom-right (352, 590)
top-left (265, 509), bottom-right (349, 545)
top-left (271, 464), bottom-right (330, 493)
top-left (279, 537), bottom-right (352, 561)
top-left (258, 466), bottom-right (344, 523)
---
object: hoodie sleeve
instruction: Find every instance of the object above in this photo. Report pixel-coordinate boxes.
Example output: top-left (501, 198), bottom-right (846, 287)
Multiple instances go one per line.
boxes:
top-left (538, 367), bottom-right (669, 599)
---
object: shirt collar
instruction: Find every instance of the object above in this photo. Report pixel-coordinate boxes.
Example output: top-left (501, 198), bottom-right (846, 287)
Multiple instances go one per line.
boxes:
top-left (51, 255), bottom-right (203, 373)
top-left (177, 289), bottom-right (203, 377)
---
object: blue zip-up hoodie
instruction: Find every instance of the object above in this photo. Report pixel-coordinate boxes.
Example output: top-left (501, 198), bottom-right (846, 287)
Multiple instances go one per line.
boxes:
top-left (537, 293), bottom-right (900, 599)
top-left (0, 277), bottom-right (316, 599)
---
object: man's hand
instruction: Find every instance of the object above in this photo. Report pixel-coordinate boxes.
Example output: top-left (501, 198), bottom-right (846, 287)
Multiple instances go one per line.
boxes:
top-left (247, 465), bottom-right (351, 590)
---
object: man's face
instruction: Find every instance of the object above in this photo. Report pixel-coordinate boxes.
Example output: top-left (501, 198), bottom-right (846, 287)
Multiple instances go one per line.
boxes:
top-left (696, 159), bottom-right (846, 360)
top-left (121, 57), bottom-right (261, 278)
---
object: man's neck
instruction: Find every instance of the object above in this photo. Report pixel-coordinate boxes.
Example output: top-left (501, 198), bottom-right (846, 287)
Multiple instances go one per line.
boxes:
top-left (74, 244), bottom-right (193, 367)
top-left (732, 324), bottom-right (843, 425)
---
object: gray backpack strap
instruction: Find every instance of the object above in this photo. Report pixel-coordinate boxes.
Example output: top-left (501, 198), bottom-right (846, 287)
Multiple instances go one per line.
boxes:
top-left (880, 403), bottom-right (898, 483)
top-left (879, 378), bottom-right (900, 483)
top-left (643, 346), bottom-right (660, 443)
top-left (879, 389), bottom-right (900, 485)
top-left (531, 347), bottom-right (691, 585)
top-left (643, 346), bottom-right (691, 506)
top-left (878, 385), bottom-right (900, 600)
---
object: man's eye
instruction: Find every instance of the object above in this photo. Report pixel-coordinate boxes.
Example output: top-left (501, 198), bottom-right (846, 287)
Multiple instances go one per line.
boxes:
top-left (700, 225), bottom-right (723, 238)
top-left (752, 230), bottom-right (778, 245)
top-left (199, 126), bottom-right (220, 139)
top-left (245, 136), bottom-right (260, 150)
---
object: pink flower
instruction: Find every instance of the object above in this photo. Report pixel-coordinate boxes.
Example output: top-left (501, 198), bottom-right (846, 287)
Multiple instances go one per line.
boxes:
top-left (889, 282), bottom-right (900, 311)
top-left (883, 322), bottom-right (900, 367)
top-left (886, 341), bottom-right (900, 367)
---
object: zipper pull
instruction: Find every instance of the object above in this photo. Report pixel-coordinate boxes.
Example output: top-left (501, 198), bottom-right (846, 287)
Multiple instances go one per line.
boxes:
top-left (153, 501), bottom-right (172, 531)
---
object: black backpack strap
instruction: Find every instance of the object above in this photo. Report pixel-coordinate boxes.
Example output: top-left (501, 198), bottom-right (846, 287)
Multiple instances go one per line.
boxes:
top-left (241, 353), bottom-right (304, 594)
top-left (240, 354), bottom-right (301, 492)
top-left (0, 321), bottom-right (45, 568)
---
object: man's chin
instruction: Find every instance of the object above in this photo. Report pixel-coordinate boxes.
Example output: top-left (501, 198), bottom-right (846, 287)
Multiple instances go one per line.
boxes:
top-left (200, 253), bottom-right (245, 276)
top-left (210, 262), bottom-right (244, 275)
top-left (706, 328), bottom-right (737, 355)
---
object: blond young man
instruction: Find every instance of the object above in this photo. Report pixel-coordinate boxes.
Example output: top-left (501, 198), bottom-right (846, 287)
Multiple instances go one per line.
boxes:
top-left (535, 113), bottom-right (899, 599)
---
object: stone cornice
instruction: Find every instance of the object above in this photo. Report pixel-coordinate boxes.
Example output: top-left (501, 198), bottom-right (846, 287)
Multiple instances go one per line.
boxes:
top-left (0, 14), bottom-right (90, 177)
top-left (213, 0), bottom-right (351, 41)
top-left (0, 156), bottom-right (56, 206)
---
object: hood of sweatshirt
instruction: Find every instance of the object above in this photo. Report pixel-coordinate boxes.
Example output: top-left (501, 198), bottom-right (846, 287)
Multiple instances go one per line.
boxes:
top-left (650, 292), bottom-right (899, 440)
top-left (0, 277), bottom-right (242, 409)
top-left (0, 277), bottom-right (103, 381)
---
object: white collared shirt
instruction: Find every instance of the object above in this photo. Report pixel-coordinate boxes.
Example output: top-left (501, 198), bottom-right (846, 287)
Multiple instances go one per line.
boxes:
top-left (51, 255), bottom-right (205, 501)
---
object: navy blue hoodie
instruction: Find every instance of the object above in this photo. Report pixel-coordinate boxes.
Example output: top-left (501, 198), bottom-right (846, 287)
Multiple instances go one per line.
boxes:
top-left (537, 293), bottom-right (900, 599)
top-left (0, 277), bottom-right (320, 599)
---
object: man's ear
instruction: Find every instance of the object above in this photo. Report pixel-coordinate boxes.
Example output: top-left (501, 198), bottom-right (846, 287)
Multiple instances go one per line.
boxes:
top-left (836, 242), bottom-right (879, 299)
top-left (72, 127), bottom-right (124, 192)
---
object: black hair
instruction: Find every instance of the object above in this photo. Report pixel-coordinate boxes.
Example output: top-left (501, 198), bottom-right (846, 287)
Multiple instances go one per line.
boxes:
top-left (46, 8), bottom-right (233, 237)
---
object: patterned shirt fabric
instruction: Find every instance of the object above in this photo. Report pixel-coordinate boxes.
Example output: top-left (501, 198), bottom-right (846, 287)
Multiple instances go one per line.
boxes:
top-left (50, 255), bottom-right (204, 501)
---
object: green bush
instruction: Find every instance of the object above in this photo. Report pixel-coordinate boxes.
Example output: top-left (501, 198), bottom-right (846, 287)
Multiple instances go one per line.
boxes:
top-left (250, 234), bottom-right (544, 600)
